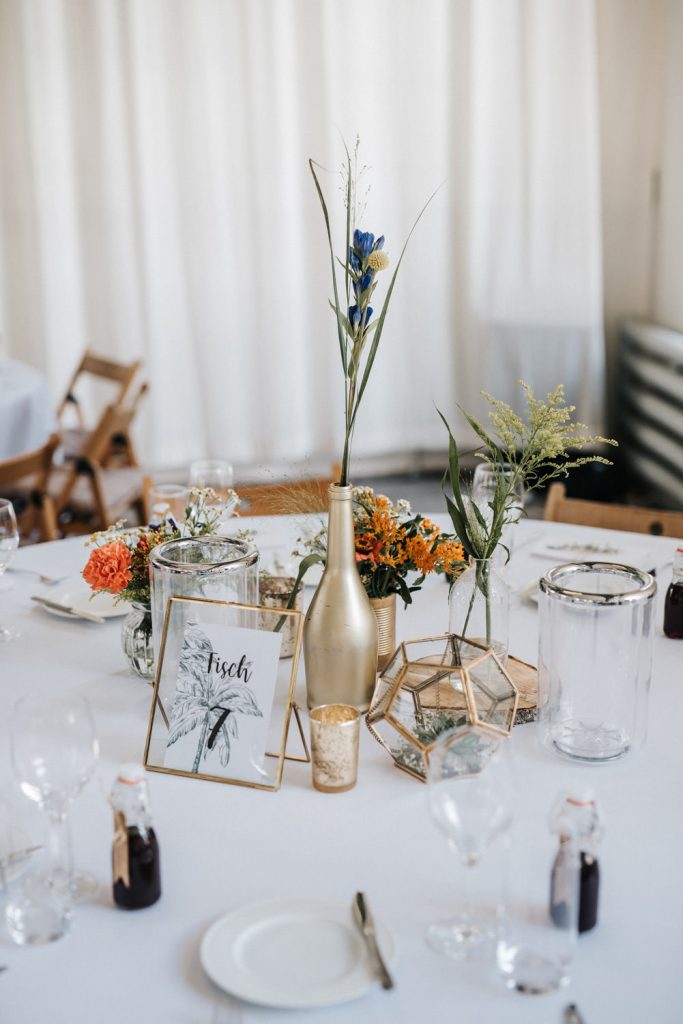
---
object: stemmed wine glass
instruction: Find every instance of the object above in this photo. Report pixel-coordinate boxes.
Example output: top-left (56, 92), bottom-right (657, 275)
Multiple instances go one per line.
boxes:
top-left (188, 459), bottom-right (238, 520)
top-left (427, 725), bottom-right (514, 958)
top-left (0, 498), bottom-right (20, 640)
top-left (188, 458), bottom-right (234, 492)
top-left (11, 692), bottom-right (99, 900)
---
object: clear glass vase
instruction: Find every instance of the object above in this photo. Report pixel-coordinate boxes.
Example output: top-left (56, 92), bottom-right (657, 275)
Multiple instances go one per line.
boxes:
top-left (121, 602), bottom-right (155, 680)
top-left (538, 562), bottom-right (656, 762)
top-left (448, 558), bottom-right (510, 663)
top-left (149, 536), bottom-right (259, 664)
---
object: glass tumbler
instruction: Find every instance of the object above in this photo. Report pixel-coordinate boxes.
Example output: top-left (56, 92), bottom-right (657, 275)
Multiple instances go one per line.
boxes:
top-left (538, 562), bottom-right (656, 763)
top-left (496, 808), bottom-right (579, 994)
top-left (150, 537), bottom-right (258, 661)
top-left (1, 791), bottom-right (73, 945)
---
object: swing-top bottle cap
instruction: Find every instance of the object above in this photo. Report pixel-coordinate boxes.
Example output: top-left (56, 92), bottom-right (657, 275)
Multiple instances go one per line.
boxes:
top-left (116, 763), bottom-right (146, 785)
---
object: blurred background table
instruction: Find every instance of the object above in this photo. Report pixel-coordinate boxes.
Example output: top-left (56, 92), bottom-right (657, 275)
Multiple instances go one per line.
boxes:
top-left (0, 359), bottom-right (55, 459)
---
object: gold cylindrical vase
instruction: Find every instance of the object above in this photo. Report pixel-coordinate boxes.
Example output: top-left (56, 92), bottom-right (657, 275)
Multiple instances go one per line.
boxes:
top-left (303, 484), bottom-right (379, 711)
top-left (370, 594), bottom-right (397, 672)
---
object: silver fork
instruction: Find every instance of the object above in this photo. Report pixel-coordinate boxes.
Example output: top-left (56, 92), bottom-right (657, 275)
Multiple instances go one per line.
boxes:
top-left (8, 567), bottom-right (68, 586)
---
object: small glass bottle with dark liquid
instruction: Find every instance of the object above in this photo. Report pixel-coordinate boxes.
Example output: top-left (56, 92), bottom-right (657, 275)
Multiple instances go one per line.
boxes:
top-left (663, 547), bottom-right (683, 639)
top-left (111, 764), bottom-right (161, 910)
top-left (549, 790), bottom-right (601, 935)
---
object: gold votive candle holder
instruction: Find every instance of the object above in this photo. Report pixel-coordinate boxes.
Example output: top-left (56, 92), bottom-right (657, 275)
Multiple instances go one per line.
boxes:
top-left (309, 704), bottom-right (361, 793)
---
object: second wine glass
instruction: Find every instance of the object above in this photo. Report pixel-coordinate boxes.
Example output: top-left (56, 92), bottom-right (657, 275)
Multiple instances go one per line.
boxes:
top-left (427, 724), bottom-right (514, 958)
top-left (11, 691), bottom-right (99, 900)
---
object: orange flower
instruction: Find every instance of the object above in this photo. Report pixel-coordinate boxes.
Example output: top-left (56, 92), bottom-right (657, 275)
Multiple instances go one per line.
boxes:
top-left (404, 534), bottom-right (438, 574)
top-left (83, 541), bottom-right (132, 595)
top-left (435, 539), bottom-right (465, 573)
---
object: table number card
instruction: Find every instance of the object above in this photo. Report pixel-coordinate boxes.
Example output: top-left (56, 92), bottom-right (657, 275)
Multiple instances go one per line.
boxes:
top-left (163, 622), bottom-right (282, 785)
top-left (144, 596), bottom-right (306, 791)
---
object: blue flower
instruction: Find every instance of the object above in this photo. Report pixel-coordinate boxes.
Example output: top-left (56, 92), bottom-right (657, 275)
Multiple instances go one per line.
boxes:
top-left (348, 304), bottom-right (373, 330)
top-left (348, 247), bottom-right (361, 273)
top-left (374, 235), bottom-right (385, 250)
top-left (353, 230), bottom-right (375, 258)
top-left (353, 272), bottom-right (373, 298)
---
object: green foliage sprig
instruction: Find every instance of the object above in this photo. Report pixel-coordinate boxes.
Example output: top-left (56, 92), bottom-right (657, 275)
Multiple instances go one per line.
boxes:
top-left (439, 382), bottom-right (618, 561)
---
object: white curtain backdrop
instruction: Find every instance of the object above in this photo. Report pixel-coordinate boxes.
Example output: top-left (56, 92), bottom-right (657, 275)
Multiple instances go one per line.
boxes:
top-left (0, 0), bottom-right (606, 471)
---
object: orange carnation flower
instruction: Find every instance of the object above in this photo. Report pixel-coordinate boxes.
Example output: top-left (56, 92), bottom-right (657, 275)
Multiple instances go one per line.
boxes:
top-left (83, 541), bottom-right (132, 595)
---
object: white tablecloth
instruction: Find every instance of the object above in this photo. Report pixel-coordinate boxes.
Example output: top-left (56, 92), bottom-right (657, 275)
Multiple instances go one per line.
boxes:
top-left (1, 517), bottom-right (682, 1024)
top-left (0, 359), bottom-right (56, 459)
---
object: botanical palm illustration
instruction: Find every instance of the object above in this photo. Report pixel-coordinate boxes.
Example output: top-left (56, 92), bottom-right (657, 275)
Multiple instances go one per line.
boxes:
top-left (167, 626), bottom-right (262, 774)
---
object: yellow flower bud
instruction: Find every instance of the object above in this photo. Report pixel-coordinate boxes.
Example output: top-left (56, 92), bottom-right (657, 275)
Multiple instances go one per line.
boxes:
top-left (367, 250), bottom-right (390, 271)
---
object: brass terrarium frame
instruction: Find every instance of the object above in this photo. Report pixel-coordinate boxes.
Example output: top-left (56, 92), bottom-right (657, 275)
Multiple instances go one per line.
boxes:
top-left (143, 596), bottom-right (309, 792)
top-left (366, 633), bottom-right (519, 782)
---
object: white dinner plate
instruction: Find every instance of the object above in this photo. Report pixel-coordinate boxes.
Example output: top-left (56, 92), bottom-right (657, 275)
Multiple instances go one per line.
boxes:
top-left (38, 579), bottom-right (130, 619)
top-left (530, 540), bottom-right (656, 570)
top-left (200, 898), bottom-right (395, 1009)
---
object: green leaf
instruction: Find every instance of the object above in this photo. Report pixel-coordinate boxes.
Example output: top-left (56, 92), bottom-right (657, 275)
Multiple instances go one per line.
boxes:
top-left (396, 574), bottom-right (413, 607)
top-left (273, 552), bottom-right (325, 633)
top-left (443, 492), bottom-right (476, 558)
top-left (470, 501), bottom-right (487, 530)
top-left (436, 408), bottom-right (469, 526)
top-left (309, 158), bottom-right (347, 378)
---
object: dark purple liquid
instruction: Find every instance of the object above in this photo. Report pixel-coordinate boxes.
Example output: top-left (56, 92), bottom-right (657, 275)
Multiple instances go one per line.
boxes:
top-left (577, 853), bottom-right (599, 933)
top-left (664, 581), bottom-right (683, 639)
top-left (113, 827), bottom-right (161, 910)
top-left (550, 850), bottom-right (599, 934)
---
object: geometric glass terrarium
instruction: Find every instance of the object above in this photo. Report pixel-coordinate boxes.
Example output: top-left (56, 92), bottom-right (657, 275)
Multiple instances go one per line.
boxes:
top-left (366, 633), bottom-right (519, 781)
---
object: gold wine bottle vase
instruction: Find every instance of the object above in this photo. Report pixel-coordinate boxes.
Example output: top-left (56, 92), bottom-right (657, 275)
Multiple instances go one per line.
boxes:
top-left (303, 484), bottom-right (378, 711)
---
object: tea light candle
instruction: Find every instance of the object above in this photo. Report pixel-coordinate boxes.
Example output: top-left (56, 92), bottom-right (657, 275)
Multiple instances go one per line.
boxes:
top-left (309, 704), bottom-right (360, 793)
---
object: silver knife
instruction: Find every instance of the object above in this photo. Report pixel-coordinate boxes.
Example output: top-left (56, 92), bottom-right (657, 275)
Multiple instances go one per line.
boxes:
top-left (31, 595), bottom-right (106, 624)
top-left (353, 891), bottom-right (394, 990)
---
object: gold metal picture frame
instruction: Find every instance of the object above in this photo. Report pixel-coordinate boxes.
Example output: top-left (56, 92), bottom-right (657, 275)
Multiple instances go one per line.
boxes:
top-left (143, 595), bottom-right (309, 792)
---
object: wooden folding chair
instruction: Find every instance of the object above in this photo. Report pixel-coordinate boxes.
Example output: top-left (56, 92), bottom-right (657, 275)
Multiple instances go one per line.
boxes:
top-left (57, 350), bottom-right (142, 466)
top-left (544, 482), bottom-right (683, 537)
top-left (52, 383), bottom-right (149, 533)
top-left (0, 435), bottom-right (60, 543)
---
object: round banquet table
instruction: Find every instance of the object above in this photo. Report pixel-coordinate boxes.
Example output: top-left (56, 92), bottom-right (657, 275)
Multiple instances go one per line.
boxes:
top-left (0, 358), bottom-right (56, 459)
top-left (1, 516), bottom-right (682, 1024)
